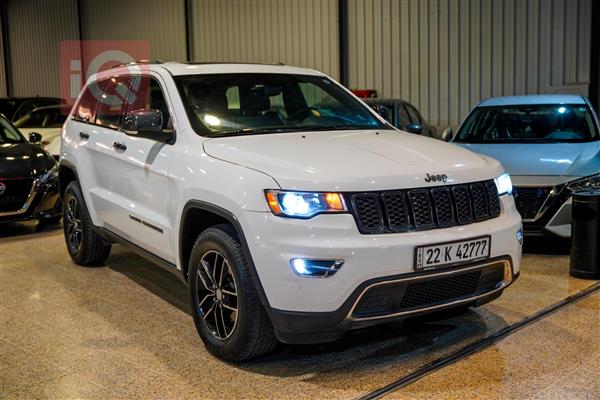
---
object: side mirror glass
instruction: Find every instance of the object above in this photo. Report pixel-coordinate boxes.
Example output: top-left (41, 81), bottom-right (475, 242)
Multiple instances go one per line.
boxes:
top-left (404, 124), bottom-right (423, 134)
top-left (122, 109), bottom-right (173, 143)
top-left (29, 132), bottom-right (42, 143)
top-left (371, 105), bottom-right (392, 123)
top-left (441, 127), bottom-right (453, 142)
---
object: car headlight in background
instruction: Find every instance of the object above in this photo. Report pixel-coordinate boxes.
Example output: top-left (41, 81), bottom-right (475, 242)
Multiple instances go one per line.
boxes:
top-left (265, 190), bottom-right (347, 218)
top-left (567, 173), bottom-right (600, 193)
top-left (494, 173), bottom-right (513, 196)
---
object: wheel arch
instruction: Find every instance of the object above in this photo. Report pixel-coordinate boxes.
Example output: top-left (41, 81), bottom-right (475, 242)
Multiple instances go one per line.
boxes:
top-left (58, 160), bottom-right (79, 197)
top-left (179, 200), bottom-right (271, 309)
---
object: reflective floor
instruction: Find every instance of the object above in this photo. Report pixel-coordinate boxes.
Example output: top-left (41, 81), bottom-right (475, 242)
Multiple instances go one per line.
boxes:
top-left (1, 222), bottom-right (598, 399)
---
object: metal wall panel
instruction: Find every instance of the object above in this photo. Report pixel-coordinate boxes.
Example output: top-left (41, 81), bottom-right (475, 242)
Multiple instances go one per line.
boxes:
top-left (0, 15), bottom-right (6, 97)
top-left (348, 0), bottom-right (594, 128)
top-left (190, 0), bottom-right (340, 79)
top-left (81, 0), bottom-right (187, 62)
top-left (6, 0), bottom-right (79, 97)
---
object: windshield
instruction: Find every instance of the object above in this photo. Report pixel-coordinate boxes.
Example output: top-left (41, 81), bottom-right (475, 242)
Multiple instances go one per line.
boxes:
top-left (174, 73), bottom-right (387, 136)
top-left (455, 104), bottom-right (599, 143)
top-left (0, 116), bottom-right (25, 143)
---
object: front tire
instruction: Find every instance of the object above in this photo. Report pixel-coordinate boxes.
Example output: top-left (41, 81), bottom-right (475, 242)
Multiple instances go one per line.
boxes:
top-left (189, 224), bottom-right (277, 361)
top-left (62, 181), bottom-right (111, 266)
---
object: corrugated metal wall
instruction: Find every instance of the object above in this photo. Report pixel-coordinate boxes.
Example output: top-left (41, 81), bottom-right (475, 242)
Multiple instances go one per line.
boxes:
top-left (1, 0), bottom-right (594, 122)
top-left (348, 0), bottom-right (593, 127)
top-left (0, 15), bottom-right (6, 97)
top-left (5, 0), bottom-right (79, 97)
top-left (190, 0), bottom-right (340, 79)
top-left (81, 0), bottom-right (187, 62)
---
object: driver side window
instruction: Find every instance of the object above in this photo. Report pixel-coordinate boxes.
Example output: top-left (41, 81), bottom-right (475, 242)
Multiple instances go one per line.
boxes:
top-left (299, 82), bottom-right (340, 109)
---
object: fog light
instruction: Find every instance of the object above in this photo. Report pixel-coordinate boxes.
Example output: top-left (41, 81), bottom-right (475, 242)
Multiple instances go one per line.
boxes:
top-left (516, 228), bottom-right (524, 246)
top-left (290, 258), bottom-right (344, 278)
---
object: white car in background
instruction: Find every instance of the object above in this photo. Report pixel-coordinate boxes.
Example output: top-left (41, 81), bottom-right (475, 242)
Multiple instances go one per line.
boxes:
top-left (14, 105), bottom-right (66, 158)
top-left (450, 95), bottom-right (600, 238)
top-left (59, 62), bottom-right (522, 361)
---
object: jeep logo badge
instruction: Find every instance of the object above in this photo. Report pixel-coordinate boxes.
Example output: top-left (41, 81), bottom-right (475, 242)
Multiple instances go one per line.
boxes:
top-left (424, 173), bottom-right (448, 183)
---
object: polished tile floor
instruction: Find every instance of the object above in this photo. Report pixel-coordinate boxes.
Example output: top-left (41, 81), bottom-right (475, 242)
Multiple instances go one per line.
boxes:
top-left (1, 222), bottom-right (598, 399)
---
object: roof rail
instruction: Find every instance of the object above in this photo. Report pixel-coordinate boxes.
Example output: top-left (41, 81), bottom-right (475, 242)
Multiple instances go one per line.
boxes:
top-left (180, 61), bottom-right (287, 66)
top-left (110, 59), bottom-right (164, 69)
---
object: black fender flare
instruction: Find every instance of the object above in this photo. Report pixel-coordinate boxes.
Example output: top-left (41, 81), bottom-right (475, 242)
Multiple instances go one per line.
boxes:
top-left (58, 159), bottom-right (80, 196)
top-left (180, 200), bottom-right (272, 309)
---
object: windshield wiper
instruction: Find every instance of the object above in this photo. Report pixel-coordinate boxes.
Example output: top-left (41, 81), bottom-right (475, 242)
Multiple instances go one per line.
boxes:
top-left (216, 127), bottom-right (296, 136)
top-left (292, 125), bottom-right (377, 132)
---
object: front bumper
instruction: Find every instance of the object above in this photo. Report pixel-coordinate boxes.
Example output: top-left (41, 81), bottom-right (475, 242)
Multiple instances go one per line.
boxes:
top-left (268, 257), bottom-right (518, 344)
top-left (242, 195), bottom-right (522, 341)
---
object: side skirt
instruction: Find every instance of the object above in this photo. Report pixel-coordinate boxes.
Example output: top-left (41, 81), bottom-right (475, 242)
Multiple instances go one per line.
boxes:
top-left (94, 226), bottom-right (187, 285)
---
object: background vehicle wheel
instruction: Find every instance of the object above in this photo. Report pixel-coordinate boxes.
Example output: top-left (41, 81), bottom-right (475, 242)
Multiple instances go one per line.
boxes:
top-left (189, 224), bottom-right (277, 362)
top-left (62, 181), bottom-right (111, 266)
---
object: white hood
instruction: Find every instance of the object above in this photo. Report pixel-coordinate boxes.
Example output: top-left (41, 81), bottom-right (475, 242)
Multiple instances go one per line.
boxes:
top-left (204, 130), bottom-right (504, 191)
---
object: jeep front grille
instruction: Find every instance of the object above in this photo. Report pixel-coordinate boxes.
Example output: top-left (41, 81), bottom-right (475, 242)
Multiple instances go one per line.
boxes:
top-left (347, 179), bottom-right (501, 234)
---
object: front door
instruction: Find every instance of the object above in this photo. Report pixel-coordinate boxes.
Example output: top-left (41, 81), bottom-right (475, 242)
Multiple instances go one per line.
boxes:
top-left (106, 74), bottom-right (176, 262)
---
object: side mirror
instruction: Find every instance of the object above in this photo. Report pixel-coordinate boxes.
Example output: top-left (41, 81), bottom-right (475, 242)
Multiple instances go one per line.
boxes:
top-left (122, 109), bottom-right (173, 143)
top-left (371, 105), bottom-right (392, 123)
top-left (29, 132), bottom-right (42, 143)
top-left (441, 127), bottom-right (453, 142)
top-left (404, 124), bottom-right (423, 134)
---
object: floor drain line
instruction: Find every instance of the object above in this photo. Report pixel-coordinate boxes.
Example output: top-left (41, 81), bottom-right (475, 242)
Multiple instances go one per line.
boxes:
top-left (355, 282), bottom-right (600, 400)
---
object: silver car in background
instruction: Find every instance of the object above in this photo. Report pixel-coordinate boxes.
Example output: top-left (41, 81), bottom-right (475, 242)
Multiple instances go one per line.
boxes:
top-left (450, 94), bottom-right (600, 238)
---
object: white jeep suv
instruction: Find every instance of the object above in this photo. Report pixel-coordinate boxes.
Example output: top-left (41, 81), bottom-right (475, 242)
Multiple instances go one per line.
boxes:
top-left (59, 62), bottom-right (522, 361)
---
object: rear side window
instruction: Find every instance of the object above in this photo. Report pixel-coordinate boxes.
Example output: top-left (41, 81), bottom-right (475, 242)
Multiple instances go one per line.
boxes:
top-left (73, 82), bottom-right (104, 123)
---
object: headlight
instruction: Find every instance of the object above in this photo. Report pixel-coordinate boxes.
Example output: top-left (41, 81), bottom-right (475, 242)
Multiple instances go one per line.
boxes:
top-left (494, 173), bottom-right (513, 196)
top-left (567, 173), bottom-right (600, 193)
top-left (265, 190), bottom-right (347, 218)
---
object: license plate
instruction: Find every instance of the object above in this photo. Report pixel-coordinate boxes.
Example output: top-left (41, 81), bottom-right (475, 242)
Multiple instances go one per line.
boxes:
top-left (414, 235), bottom-right (491, 271)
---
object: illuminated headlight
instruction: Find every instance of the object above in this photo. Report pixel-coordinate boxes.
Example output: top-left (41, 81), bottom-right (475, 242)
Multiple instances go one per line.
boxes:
top-left (494, 173), bottom-right (513, 196)
top-left (265, 190), bottom-right (347, 218)
top-left (567, 173), bottom-right (600, 193)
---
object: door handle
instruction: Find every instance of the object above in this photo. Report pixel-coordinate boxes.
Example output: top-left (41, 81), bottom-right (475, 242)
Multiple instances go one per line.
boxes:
top-left (78, 132), bottom-right (89, 139)
top-left (113, 141), bottom-right (127, 151)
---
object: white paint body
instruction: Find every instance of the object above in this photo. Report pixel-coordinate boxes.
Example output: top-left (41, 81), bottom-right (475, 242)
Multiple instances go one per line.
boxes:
top-left (61, 63), bottom-right (522, 313)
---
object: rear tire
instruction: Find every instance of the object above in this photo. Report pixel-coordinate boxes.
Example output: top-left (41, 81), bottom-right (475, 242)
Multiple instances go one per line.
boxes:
top-left (62, 181), bottom-right (111, 266)
top-left (188, 224), bottom-right (277, 361)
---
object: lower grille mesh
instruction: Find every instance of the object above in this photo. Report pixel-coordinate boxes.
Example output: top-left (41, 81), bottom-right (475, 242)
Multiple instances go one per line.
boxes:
top-left (399, 271), bottom-right (481, 308)
top-left (352, 261), bottom-right (508, 319)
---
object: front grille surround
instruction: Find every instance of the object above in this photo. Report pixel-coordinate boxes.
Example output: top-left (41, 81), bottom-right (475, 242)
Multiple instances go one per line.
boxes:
top-left (513, 186), bottom-right (552, 220)
top-left (0, 178), bottom-right (34, 213)
top-left (348, 259), bottom-right (512, 321)
top-left (347, 179), bottom-right (502, 234)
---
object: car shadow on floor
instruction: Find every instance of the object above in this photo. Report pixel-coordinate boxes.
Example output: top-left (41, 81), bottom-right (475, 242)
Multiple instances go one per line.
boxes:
top-left (0, 220), bottom-right (62, 240)
top-left (523, 235), bottom-right (571, 255)
top-left (105, 246), bottom-right (507, 381)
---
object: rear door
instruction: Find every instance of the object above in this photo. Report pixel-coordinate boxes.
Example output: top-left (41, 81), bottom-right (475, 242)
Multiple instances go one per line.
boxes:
top-left (68, 79), bottom-right (118, 226)
top-left (105, 73), bottom-right (176, 262)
